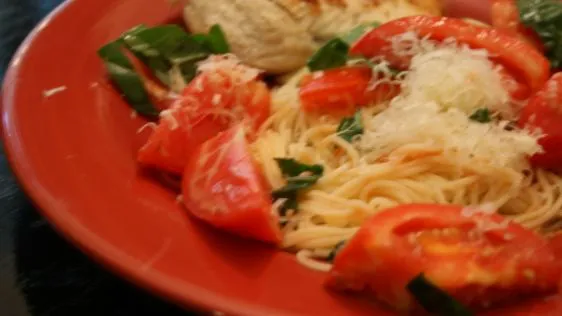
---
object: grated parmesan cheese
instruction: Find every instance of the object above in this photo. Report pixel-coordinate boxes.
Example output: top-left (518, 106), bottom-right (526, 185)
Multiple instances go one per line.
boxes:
top-left (357, 100), bottom-right (542, 171)
top-left (401, 45), bottom-right (512, 117)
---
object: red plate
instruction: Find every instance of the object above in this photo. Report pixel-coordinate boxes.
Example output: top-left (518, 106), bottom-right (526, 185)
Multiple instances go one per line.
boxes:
top-left (1, 1), bottom-right (497, 315)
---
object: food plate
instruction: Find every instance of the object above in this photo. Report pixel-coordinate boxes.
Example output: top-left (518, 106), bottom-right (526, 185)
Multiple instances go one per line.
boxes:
top-left (1, 1), bottom-right (381, 315)
top-left (2, 0), bottom-right (558, 315)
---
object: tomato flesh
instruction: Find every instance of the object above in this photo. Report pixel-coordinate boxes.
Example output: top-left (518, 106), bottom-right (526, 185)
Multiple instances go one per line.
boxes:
top-left (137, 69), bottom-right (271, 174)
top-left (490, 0), bottom-right (544, 51)
top-left (299, 67), bottom-right (400, 116)
top-left (350, 16), bottom-right (550, 92)
top-left (181, 125), bottom-right (281, 244)
top-left (137, 107), bottom-right (225, 174)
top-left (327, 204), bottom-right (561, 312)
top-left (519, 73), bottom-right (562, 172)
top-left (483, 295), bottom-right (562, 316)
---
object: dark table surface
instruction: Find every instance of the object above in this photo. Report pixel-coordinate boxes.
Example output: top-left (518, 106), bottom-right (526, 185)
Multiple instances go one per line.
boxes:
top-left (0, 1), bottom-right (197, 315)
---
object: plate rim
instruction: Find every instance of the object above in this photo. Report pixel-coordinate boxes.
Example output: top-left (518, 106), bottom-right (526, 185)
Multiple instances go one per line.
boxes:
top-left (0, 1), bottom-right (283, 315)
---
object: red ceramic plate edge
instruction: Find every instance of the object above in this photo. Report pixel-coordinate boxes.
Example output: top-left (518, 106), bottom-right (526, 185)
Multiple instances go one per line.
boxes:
top-left (0, 2), bottom-right (499, 315)
top-left (0, 2), bottom-right (278, 316)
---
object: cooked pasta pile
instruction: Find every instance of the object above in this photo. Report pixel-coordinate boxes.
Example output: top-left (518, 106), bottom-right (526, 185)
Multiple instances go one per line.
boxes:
top-left (251, 39), bottom-right (562, 271)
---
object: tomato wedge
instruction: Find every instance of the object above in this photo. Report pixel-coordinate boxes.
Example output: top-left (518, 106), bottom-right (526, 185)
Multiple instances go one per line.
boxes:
top-left (497, 65), bottom-right (531, 101)
top-left (519, 73), bottom-right (562, 172)
top-left (548, 232), bottom-right (562, 261)
top-left (136, 107), bottom-right (225, 174)
top-left (483, 295), bottom-right (562, 316)
top-left (299, 67), bottom-right (400, 116)
top-left (350, 16), bottom-right (550, 92)
top-left (137, 67), bottom-right (271, 174)
top-left (327, 204), bottom-right (561, 312)
top-left (490, 0), bottom-right (544, 51)
top-left (182, 125), bottom-right (281, 244)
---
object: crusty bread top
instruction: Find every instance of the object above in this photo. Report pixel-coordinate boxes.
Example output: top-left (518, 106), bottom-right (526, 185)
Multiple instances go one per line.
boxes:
top-left (184, 0), bottom-right (442, 73)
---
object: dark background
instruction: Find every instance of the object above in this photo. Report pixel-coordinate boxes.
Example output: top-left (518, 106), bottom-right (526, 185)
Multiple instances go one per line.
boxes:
top-left (0, 1), bottom-right (197, 315)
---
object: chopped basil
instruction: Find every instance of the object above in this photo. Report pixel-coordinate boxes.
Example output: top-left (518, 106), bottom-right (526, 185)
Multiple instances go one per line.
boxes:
top-left (516, 0), bottom-right (562, 68)
top-left (274, 158), bottom-right (324, 177)
top-left (190, 25), bottom-right (230, 54)
top-left (307, 38), bottom-right (350, 71)
top-left (97, 41), bottom-right (159, 118)
top-left (327, 241), bottom-right (347, 262)
top-left (121, 25), bottom-right (172, 86)
top-left (407, 274), bottom-right (473, 316)
top-left (206, 24), bottom-right (230, 54)
top-left (341, 21), bottom-right (381, 45)
top-left (121, 24), bottom-right (210, 85)
top-left (99, 23), bottom-right (231, 116)
top-left (272, 159), bottom-right (324, 214)
top-left (469, 108), bottom-right (491, 123)
top-left (337, 110), bottom-right (364, 142)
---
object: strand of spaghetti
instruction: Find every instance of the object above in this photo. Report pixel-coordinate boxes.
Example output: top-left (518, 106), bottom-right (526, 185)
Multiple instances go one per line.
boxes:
top-left (296, 250), bottom-right (333, 272)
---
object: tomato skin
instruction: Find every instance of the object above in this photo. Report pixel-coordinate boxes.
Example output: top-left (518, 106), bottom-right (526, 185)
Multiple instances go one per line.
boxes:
top-left (299, 67), bottom-right (400, 116)
top-left (327, 204), bottom-right (561, 312)
top-left (498, 65), bottom-right (532, 101)
top-left (137, 108), bottom-right (225, 174)
top-left (548, 232), bottom-right (562, 261)
top-left (180, 70), bottom-right (271, 134)
top-left (137, 69), bottom-right (271, 174)
top-left (519, 73), bottom-right (562, 172)
top-left (483, 295), bottom-right (562, 316)
top-left (490, 0), bottom-right (545, 51)
top-left (350, 16), bottom-right (550, 92)
top-left (181, 125), bottom-right (282, 244)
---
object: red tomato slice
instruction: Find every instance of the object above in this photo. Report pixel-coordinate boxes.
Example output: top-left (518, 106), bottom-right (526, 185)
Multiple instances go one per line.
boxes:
top-left (180, 69), bottom-right (270, 134)
top-left (137, 108), bottom-right (225, 174)
top-left (137, 68), bottom-right (271, 174)
top-left (483, 295), bottom-right (562, 316)
top-left (327, 204), bottom-right (561, 312)
top-left (519, 73), bottom-right (562, 172)
top-left (491, 0), bottom-right (545, 51)
top-left (497, 65), bottom-right (531, 101)
top-left (548, 232), bottom-right (562, 261)
top-left (126, 50), bottom-right (178, 111)
top-left (299, 67), bottom-right (400, 116)
top-left (350, 16), bottom-right (550, 92)
top-left (182, 125), bottom-right (281, 244)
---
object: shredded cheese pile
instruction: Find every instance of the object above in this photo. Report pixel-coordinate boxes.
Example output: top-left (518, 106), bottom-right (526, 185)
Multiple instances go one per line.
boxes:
top-left (402, 45), bottom-right (511, 116)
top-left (357, 100), bottom-right (541, 171)
top-left (350, 35), bottom-right (540, 171)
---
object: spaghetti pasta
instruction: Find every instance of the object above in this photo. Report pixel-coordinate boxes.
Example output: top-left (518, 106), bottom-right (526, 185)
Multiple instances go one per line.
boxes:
top-left (251, 45), bottom-right (562, 268)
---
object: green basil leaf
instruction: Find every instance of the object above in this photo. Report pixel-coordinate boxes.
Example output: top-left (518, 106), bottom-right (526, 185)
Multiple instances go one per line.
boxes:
top-left (307, 38), bottom-right (350, 71)
top-left (122, 25), bottom-right (210, 84)
top-left (407, 274), bottom-right (473, 316)
top-left (97, 41), bottom-right (159, 118)
top-left (274, 158), bottom-right (324, 177)
top-left (341, 21), bottom-right (381, 45)
top-left (206, 24), bottom-right (230, 54)
top-left (337, 110), bottom-right (364, 142)
top-left (272, 175), bottom-right (322, 195)
top-left (516, 0), bottom-right (562, 68)
top-left (327, 241), bottom-right (347, 262)
top-left (272, 158), bottom-right (324, 214)
top-left (121, 25), bottom-right (171, 86)
top-left (272, 190), bottom-right (298, 216)
top-left (191, 25), bottom-right (231, 54)
top-left (469, 108), bottom-right (491, 123)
